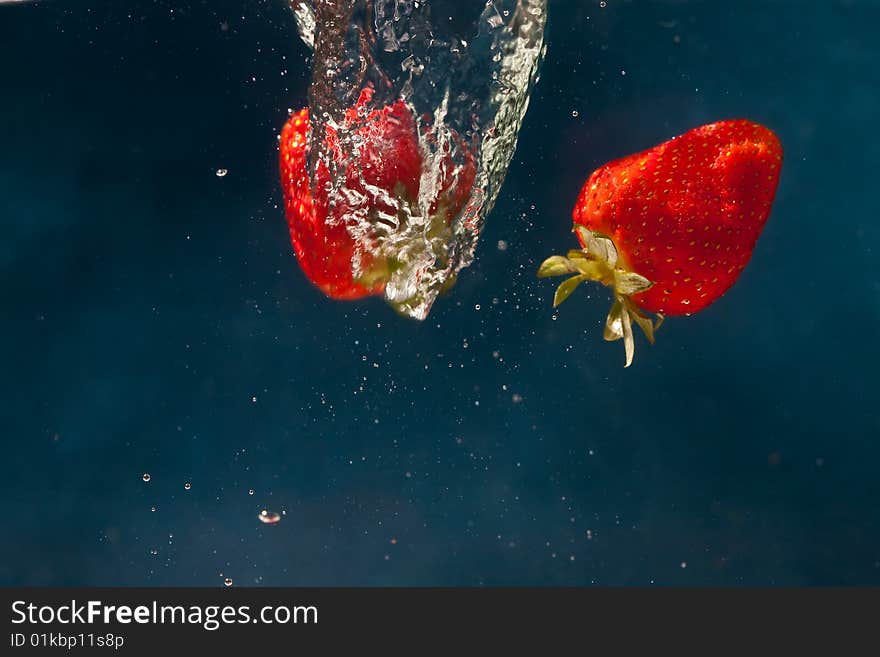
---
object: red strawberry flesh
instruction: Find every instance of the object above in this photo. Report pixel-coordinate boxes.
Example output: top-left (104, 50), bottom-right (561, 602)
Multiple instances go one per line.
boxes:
top-left (573, 119), bottom-right (783, 316)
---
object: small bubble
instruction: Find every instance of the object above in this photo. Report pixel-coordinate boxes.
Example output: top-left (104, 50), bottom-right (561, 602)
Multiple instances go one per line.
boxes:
top-left (150, 506), bottom-right (157, 513)
top-left (497, 239), bottom-right (508, 251)
top-left (215, 168), bottom-right (228, 177)
top-left (599, 1), bottom-right (606, 7)
top-left (571, 110), bottom-right (579, 117)
top-left (248, 489), bottom-right (255, 496)
top-left (224, 578), bottom-right (233, 587)
top-left (184, 482), bottom-right (191, 491)
top-left (474, 304), bottom-right (481, 311)
top-left (142, 473), bottom-right (151, 482)
top-left (258, 510), bottom-right (282, 524)
top-left (149, 548), bottom-right (159, 556)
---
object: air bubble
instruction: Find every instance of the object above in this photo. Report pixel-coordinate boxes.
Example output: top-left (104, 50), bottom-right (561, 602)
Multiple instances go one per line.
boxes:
top-left (215, 168), bottom-right (228, 177)
top-left (142, 473), bottom-right (151, 482)
top-left (258, 510), bottom-right (282, 524)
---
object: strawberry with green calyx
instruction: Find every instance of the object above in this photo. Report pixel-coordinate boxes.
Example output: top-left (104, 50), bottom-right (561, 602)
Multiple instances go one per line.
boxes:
top-left (539, 119), bottom-right (783, 367)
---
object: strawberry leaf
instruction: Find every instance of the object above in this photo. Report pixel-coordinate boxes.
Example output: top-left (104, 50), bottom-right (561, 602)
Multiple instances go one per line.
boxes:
top-left (603, 299), bottom-right (625, 341)
top-left (562, 250), bottom-right (604, 279)
top-left (581, 230), bottom-right (618, 269)
top-left (574, 261), bottom-right (605, 279)
top-left (604, 297), bottom-right (638, 366)
top-left (630, 308), bottom-right (656, 345)
top-left (538, 256), bottom-right (576, 278)
top-left (573, 225), bottom-right (592, 245)
top-left (621, 306), bottom-right (635, 368)
top-left (553, 274), bottom-right (587, 307)
top-left (615, 271), bottom-right (653, 296)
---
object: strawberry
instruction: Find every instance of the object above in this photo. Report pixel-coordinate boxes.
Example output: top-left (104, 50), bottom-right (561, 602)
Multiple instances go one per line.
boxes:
top-left (279, 88), bottom-right (475, 311)
top-left (538, 119), bottom-right (783, 366)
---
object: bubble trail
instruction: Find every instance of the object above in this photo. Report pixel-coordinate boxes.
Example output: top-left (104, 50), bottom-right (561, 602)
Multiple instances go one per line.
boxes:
top-left (288, 0), bottom-right (547, 319)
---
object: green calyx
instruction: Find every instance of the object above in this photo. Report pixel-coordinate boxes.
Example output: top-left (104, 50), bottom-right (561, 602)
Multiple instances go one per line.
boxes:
top-left (537, 226), bottom-right (665, 368)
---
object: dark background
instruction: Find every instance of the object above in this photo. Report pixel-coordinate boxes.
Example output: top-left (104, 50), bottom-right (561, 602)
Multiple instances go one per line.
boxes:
top-left (1, 0), bottom-right (878, 586)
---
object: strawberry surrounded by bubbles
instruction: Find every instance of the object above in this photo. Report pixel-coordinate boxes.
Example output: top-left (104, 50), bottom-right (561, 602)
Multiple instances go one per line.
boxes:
top-left (538, 119), bottom-right (783, 367)
top-left (279, 87), bottom-right (475, 310)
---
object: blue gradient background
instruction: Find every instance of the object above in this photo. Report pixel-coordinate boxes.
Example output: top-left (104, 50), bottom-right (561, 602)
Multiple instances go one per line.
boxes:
top-left (1, 0), bottom-right (878, 586)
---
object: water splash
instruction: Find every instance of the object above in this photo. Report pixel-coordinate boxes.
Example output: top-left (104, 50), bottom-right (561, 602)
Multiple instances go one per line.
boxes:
top-left (289, 0), bottom-right (546, 319)
top-left (291, 1), bottom-right (316, 49)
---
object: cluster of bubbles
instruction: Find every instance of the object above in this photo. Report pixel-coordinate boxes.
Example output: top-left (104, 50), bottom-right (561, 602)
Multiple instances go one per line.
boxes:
top-left (291, 0), bottom-right (547, 319)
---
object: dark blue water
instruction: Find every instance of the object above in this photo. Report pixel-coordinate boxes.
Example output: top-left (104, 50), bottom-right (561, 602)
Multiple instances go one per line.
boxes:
top-left (2, 1), bottom-right (878, 586)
